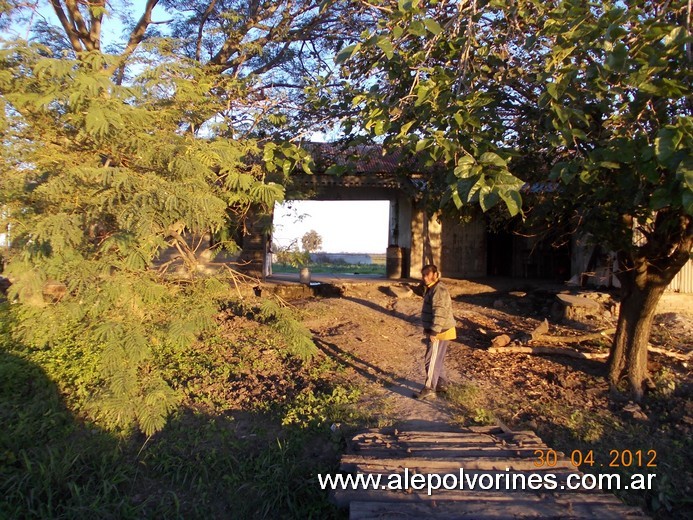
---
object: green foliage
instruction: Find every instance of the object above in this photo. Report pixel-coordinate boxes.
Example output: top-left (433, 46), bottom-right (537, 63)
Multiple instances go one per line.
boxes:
top-left (0, 305), bottom-right (349, 518)
top-left (565, 410), bottom-right (606, 443)
top-left (241, 298), bottom-right (318, 360)
top-left (273, 241), bottom-right (311, 267)
top-left (282, 385), bottom-right (361, 428)
top-left (0, 346), bottom-right (145, 519)
top-left (447, 382), bottom-right (497, 426)
top-left (272, 260), bottom-right (386, 276)
top-left (343, 0), bottom-right (692, 228)
top-left (143, 415), bottom-right (341, 519)
top-left (538, 0), bottom-right (693, 235)
top-left (342, 0), bottom-right (692, 396)
top-left (0, 42), bottom-right (295, 435)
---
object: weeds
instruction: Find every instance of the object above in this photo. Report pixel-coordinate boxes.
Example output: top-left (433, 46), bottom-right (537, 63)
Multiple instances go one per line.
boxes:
top-left (446, 383), bottom-right (496, 426)
top-left (282, 385), bottom-right (361, 428)
top-left (0, 300), bottom-right (359, 518)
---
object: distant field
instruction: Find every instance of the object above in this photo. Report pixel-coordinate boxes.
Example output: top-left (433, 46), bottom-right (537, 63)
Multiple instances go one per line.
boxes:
top-left (272, 262), bottom-right (386, 275)
top-left (308, 253), bottom-right (386, 265)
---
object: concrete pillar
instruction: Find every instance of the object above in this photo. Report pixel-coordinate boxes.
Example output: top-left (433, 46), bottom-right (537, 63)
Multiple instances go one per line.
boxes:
top-left (410, 204), bottom-right (425, 278)
top-left (238, 211), bottom-right (272, 278)
top-left (397, 195), bottom-right (412, 278)
top-left (410, 203), bottom-right (442, 278)
top-left (388, 195), bottom-right (413, 278)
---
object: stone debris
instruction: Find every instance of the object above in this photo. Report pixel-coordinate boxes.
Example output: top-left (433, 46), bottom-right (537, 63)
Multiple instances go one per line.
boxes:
top-left (622, 402), bottom-right (648, 422)
top-left (384, 284), bottom-right (415, 298)
top-left (530, 319), bottom-right (550, 340)
top-left (552, 293), bottom-right (602, 321)
top-left (490, 334), bottom-right (512, 348)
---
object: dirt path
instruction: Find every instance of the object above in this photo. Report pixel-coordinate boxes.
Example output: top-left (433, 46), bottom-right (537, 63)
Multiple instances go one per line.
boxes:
top-left (294, 280), bottom-right (693, 434)
top-left (296, 277), bottom-right (692, 432)
top-left (294, 278), bottom-right (539, 429)
top-left (299, 289), bottom-right (460, 430)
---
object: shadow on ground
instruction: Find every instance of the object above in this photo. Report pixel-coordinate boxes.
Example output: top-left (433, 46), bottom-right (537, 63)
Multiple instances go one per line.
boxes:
top-left (0, 349), bottom-right (347, 519)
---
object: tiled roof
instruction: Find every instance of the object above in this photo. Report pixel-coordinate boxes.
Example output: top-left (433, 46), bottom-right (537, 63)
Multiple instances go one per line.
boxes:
top-left (300, 143), bottom-right (414, 174)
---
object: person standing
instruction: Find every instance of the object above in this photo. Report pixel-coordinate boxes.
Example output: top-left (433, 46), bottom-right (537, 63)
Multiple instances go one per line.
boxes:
top-left (414, 264), bottom-right (457, 400)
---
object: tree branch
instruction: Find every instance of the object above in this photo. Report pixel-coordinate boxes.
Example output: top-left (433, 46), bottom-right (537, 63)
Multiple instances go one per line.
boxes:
top-left (196, 0), bottom-right (218, 62)
top-left (65, 0), bottom-right (91, 46)
top-left (115, 0), bottom-right (159, 85)
top-left (49, 0), bottom-right (84, 52)
top-left (88, 0), bottom-right (105, 50)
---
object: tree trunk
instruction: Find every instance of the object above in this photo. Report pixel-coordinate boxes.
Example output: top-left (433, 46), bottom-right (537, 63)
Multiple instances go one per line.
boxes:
top-left (608, 277), bottom-right (666, 400)
top-left (608, 212), bottom-right (693, 400)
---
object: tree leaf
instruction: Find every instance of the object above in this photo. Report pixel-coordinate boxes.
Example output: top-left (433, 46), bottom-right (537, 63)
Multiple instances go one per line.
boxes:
top-left (398, 0), bottom-right (414, 12)
top-left (605, 42), bottom-right (628, 70)
top-left (423, 18), bottom-right (443, 35)
top-left (650, 188), bottom-right (670, 210)
top-left (479, 151), bottom-right (506, 168)
top-left (335, 43), bottom-right (361, 64)
top-left (682, 190), bottom-right (693, 216)
top-left (500, 190), bottom-right (522, 217)
top-left (415, 84), bottom-right (430, 106)
top-left (655, 128), bottom-right (676, 164)
top-left (479, 187), bottom-right (499, 212)
top-left (377, 37), bottom-right (394, 60)
top-left (678, 157), bottom-right (693, 191)
top-left (409, 20), bottom-right (426, 37)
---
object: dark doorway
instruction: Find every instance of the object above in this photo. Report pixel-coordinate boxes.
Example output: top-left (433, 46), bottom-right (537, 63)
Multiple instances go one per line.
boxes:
top-left (487, 231), bottom-right (513, 277)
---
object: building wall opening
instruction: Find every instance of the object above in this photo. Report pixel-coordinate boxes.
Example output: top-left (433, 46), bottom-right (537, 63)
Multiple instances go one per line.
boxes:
top-left (271, 200), bottom-right (391, 276)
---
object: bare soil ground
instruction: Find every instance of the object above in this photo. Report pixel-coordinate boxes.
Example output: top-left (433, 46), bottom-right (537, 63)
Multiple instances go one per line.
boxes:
top-left (286, 277), bottom-right (692, 519)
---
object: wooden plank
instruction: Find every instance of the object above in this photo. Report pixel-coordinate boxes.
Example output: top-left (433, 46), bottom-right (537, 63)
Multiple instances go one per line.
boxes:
top-left (342, 467), bottom-right (582, 479)
top-left (351, 430), bottom-right (500, 439)
top-left (340, 455), bottom-right (575, 472)
top-left (353, 426), bottom-right (472, 436)
top-left (351, 441), bottom-right (504, 452)
top-left (336, 427), bottom-right (647, 519)
top-left (349, 499), bottom-right (646, 519)
top-left (351, 432), bottom-right (501, 444)
top-left (465, 425), bottom-right (505, 434)
top-left (392, 431), bottom-right (500, 440)
top-left (348, 446), bottom-right (556, 459)
top-left (499, 430), bottom-right (542, 436)
top-left (497, 432), bottom-right (546, 441)
top-left (352, 438), bottom-right (502, 448)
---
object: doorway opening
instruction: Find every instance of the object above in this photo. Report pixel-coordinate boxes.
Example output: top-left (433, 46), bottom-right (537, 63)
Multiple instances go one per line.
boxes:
top-left (271, 200), bottom-right (390, 276)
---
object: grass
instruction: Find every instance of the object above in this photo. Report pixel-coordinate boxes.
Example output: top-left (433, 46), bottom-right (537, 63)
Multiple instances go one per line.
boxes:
top-left (446, 382), bottom-right (497, 427)
top-left (272, 262), bottom-right (386, 276)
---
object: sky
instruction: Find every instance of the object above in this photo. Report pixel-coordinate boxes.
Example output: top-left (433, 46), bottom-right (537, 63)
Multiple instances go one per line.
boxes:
top-left (273, 200), bottom-right (390, 254)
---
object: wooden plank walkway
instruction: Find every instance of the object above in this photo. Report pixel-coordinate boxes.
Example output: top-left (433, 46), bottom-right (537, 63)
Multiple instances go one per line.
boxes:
top-left (331, 425), bottom-right (647, 519)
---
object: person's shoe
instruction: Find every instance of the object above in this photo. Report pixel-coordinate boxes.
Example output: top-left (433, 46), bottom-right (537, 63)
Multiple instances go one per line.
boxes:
top-left (436, 384), bottom-right (449, 395)
top-left (413, 387), bottom-right (436, 400)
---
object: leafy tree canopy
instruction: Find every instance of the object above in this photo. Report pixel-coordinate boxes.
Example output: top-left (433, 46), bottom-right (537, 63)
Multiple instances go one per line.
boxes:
top-left (301, 229), bottom-right (323, 252)
top-left (338, 0), bottom-right (692, 397)
top-left (1, 0), bottom-right (370, 140)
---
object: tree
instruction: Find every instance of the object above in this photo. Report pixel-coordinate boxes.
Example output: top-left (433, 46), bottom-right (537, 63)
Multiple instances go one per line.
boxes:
top-left (1, 0), bottom-right (368, 140)
top-left (273, 239), bottom-right (309, 267)
top-left (340, 0), bottom-right (692, 399)
top-left (0, 43), bottom-right (288, 434)
top-left (0, 0), bottom-right (353, 433)
top-left (301, 229), bottom-right (322, 253)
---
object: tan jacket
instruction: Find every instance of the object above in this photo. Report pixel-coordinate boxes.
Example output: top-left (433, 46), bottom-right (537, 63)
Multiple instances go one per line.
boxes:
top-left (421, 281), bottom-right (456, 337)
